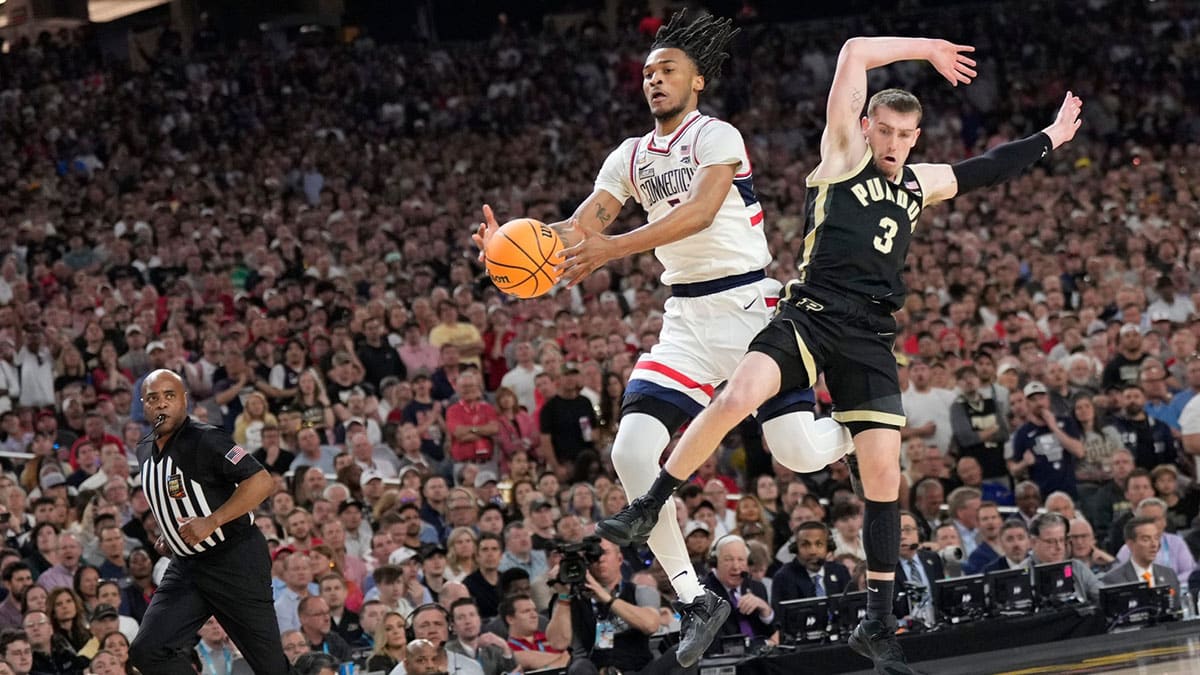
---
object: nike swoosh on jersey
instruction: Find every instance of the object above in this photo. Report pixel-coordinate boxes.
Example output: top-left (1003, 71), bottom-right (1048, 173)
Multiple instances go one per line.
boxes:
top-left (743, 299), bottom-right (756, 310)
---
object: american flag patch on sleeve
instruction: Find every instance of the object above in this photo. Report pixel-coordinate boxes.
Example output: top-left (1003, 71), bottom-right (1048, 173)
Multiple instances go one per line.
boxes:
top-left (225, 445), bottom-right (248, 465)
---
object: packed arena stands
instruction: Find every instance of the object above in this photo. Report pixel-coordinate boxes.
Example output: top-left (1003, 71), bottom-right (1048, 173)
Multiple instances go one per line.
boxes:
top-left (0, 0), bottom-right (1198, 672)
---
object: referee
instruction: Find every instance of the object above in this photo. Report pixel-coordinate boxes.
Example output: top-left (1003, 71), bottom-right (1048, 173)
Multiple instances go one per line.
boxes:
top-left (129, 369), bottom-right (288, 674)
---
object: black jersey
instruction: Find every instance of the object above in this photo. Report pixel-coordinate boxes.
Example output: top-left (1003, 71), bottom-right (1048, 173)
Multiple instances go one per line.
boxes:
top-left (793, 150), bottom-right (925, 312)
top-left (139, 417), bottom-right (264, 557)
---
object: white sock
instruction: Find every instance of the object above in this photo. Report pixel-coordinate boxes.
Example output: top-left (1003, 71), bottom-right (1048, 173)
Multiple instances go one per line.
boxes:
top-left (611, 412), bottom-right (706, 603)
top-left (762, 411), bottom-right (855, 473)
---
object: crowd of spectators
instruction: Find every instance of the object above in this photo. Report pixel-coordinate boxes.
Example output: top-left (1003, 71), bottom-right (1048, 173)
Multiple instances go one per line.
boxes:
top-left (0, 0), bottom-right (1196, 672)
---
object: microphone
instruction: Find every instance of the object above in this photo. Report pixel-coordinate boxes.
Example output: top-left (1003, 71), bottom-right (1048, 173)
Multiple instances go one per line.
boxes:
top-left (153, 414), bottom-right (167, 430)
top-left (902, 542), bottom-right (921, 552)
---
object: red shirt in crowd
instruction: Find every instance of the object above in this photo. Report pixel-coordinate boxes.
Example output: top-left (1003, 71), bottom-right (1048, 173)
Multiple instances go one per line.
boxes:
top-left (445, 398), bottom-right (499, 462)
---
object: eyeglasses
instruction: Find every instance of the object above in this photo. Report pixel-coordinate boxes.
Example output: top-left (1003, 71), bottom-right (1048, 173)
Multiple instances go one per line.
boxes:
top-left (899, 526), bottom-right (920, 534)
top-left (1038, 537), bottom-right (1066, 547)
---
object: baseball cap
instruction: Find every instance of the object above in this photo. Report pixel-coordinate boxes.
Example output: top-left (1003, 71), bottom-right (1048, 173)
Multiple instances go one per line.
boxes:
top-left (997, 362), bottom-right (1019, 376)
top-left (474, 471), bottom-right (498, 489)
top-left (684, 521), bottom-right (711, 538)
top-left (40, 471), bottom-right (67, 490)
top-left (1150, 309), bottom-right (1172, 323)
top-left (359, 471), bottom-right (384, 488)
top-left (1023, 381), bottom-right (1049, 397)
top-left (389, 547), bottom-right (418, 565)
top-left (398, 465), bottom-right (421, 481)
top-left (531, 498), bottom-right (553, 512)
top-left (124, 325), bottom-right (143, 336)
top-left (146, 341), bottom-right (166, 353)
top-left (336, 500), bottom-right (365, 515)
top-left (418, 543), bottom-right (448, 561)
top-left (271, 544), bottom-right (297, 563)
top-left (92, 604), bottom-right (119, 621)
top-left (1119, 323), bottom-right (1142, 336)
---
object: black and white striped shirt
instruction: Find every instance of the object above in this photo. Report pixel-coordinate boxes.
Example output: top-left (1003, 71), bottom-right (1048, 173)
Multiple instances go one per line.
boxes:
top-left (138, 417), bottom-right (263, 557)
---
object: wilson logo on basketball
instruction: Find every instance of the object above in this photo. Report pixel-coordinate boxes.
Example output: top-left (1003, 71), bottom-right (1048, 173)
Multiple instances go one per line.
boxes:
top-left (484, 218), bottom-right (564, 299)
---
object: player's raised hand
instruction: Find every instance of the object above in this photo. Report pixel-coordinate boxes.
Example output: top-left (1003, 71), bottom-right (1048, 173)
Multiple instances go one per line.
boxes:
top-left (1043, 91), bottom-right (1083, 149)
top-left (558, 226), bottom-right (620, 289)
top-left (471, 204), bottom-right (502, 263)
top-left (928, 40), bottom-right (976, 87)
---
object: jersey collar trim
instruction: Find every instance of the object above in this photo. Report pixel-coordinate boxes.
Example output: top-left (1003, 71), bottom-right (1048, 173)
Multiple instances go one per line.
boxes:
top-left (647, 111), bottom-right (703, 155)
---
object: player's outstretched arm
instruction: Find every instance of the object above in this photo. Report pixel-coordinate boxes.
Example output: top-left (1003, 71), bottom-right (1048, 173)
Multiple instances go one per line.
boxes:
top-left (820, 38), bottom-right (975, 167)
top-left (556, 162), bottom-right (736, 287)
top-left (912, 91), bottom-right (1083, 205)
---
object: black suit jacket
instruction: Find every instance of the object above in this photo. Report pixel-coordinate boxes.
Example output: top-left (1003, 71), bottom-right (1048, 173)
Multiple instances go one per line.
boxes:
top-left (894, 550), bottom-right (946, 617)
top-left (770, 560), bottom-right (851, 612)
top-left (702, 572), bottom-right (774, 641)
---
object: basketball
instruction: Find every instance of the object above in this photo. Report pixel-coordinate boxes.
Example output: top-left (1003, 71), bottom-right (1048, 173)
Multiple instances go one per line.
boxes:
top-left (485, 218), bottom-right (564, 299)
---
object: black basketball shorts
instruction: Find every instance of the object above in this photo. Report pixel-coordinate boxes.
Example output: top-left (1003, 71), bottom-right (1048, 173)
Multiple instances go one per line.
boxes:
top-left (748, 284), bottom-right (906, 429)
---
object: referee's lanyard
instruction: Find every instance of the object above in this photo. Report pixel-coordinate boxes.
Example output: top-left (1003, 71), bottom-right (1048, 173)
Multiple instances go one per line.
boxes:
top-left (198, 642), bottom-right (232, 675)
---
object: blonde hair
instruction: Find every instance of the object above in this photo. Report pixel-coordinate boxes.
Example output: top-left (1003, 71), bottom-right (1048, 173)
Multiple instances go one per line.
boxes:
top-left (867, 88), bottom-right (923, 122)
top-left (371, 611), bottom-right (407, 660)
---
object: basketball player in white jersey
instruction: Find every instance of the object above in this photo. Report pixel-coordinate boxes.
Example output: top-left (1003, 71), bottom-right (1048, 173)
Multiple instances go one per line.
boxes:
top-left (474, 12), bottom-right (852, 666)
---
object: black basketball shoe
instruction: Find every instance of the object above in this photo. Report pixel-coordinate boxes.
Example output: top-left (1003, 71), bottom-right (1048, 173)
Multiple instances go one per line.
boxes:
top-left (848, 615), bottom-right (915, 675)
top-left (595, 494), bottom-right (662, 547)
top-left (675, 589), bottom-right (731, 667)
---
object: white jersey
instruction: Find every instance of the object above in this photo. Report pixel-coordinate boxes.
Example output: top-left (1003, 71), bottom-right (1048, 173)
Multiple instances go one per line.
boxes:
top-left (594, 110), bottom-right (771, 285)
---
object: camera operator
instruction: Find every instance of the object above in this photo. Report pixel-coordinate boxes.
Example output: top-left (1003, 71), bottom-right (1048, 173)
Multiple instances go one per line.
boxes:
top-left (551, 537), bottom-right (665, 675)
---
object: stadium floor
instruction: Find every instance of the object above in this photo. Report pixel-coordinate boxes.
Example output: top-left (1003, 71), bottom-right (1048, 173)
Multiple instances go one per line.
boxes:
top-left (839, 620), bottom-right (1200, 674)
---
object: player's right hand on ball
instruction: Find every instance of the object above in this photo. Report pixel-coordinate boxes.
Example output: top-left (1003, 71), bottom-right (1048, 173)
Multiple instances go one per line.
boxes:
top-left (472, 204), bottom-right (501, 263)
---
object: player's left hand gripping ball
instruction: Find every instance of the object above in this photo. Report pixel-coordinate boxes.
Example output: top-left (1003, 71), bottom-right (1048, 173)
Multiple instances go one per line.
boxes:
top-left (558, 226), bottom-right (621, 288)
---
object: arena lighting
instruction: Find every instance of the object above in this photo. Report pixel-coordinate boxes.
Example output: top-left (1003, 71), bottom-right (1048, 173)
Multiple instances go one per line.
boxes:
top-left (87, 0), bottom-right (169, 23)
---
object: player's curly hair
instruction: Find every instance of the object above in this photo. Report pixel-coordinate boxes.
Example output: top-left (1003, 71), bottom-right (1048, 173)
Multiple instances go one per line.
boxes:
top-left (650, 10), bottom-right (739, 87)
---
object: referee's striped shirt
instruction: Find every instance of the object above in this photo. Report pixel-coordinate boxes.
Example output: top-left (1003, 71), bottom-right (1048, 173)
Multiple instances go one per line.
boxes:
top-left (138, 416), bottom-right (264, 557)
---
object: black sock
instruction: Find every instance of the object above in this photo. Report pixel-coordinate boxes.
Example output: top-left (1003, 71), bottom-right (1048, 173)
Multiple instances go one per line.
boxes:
top-left (644, 469), bottom-right (685, 508)
top-left (866, 578), bottom-right (895, 621)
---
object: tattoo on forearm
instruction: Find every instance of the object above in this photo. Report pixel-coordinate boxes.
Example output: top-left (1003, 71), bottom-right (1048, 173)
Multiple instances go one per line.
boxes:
top-left (595, 204), bottom-right (613, 225)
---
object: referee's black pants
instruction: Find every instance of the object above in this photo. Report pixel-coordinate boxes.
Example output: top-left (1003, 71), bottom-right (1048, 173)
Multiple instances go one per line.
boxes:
top-left (130, 529), bottom-right (288, 675)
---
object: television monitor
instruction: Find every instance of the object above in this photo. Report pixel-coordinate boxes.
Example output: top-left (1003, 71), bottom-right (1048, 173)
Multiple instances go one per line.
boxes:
top-left (933, 574), bottom-right (987, 624)
top-left (836, 591), bottom-right (868, 635)
top-left (1033, 561), bottom-right (1077, 607)
top-left (778, 596), bottom-right (831, 644)
top-left (1099, 581), bottom-right (1155, 627)
top-left (986, 567), bottom-right (1033, 614)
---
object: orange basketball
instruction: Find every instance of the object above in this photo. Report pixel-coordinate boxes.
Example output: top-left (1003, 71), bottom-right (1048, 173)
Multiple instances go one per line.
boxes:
top-left (485, 218), bottom-right (564, 298)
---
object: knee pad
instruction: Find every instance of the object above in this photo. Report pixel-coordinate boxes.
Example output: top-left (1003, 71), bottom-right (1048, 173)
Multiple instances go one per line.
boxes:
top-left (610, 412), bottom-right (673, 491)
top-left (762, 412), bottom-right (855, 473)
top-left (864, 499), bottom-right (900, 573)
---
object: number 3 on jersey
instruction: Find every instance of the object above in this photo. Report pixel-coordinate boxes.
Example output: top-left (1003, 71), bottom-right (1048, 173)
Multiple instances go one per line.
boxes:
top-left (873, 216), bottom-right (898, 254)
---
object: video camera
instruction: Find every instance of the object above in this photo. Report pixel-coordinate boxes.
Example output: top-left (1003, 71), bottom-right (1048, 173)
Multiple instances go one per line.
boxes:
top-left (552, 536), bottom-right (604, 587)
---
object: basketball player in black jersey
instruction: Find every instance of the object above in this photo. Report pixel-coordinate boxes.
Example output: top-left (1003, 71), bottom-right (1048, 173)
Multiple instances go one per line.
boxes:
top-left (597, 36), bottom-right (1082, 672)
